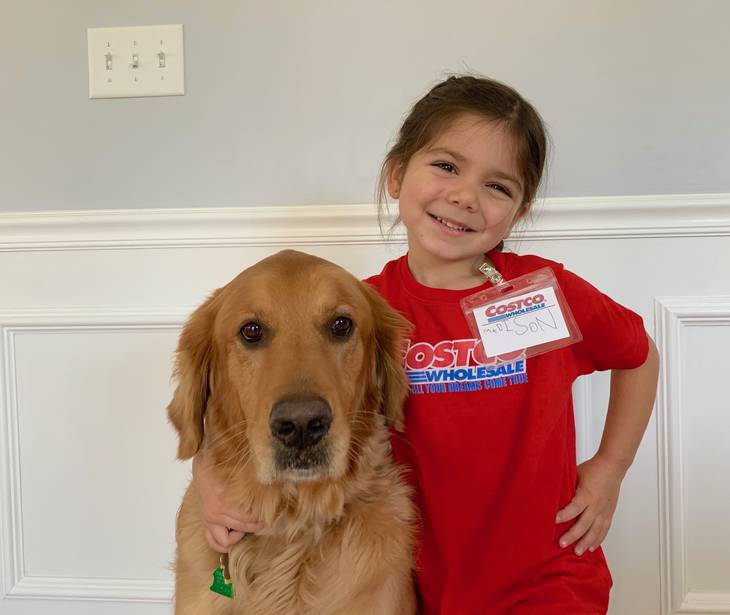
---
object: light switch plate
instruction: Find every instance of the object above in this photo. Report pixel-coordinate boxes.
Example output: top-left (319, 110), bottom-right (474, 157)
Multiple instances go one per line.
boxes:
top-left (87, 24), bottom-right (184, 99)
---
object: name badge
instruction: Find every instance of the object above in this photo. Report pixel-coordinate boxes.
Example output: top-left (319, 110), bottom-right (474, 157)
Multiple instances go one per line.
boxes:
top-left (461, 267), bottom-right (582, 360)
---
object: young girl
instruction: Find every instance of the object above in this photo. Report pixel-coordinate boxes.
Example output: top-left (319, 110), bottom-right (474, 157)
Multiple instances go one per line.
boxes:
top-left (193, 75), bottom-right (659, 614)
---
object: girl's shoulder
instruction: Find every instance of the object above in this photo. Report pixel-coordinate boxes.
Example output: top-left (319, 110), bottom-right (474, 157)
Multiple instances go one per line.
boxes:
top-left (500, 250), bottom-right (649, 372)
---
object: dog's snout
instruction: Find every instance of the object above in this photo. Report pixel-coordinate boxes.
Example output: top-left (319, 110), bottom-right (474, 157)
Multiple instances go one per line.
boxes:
top-left (269, 397), bottom-right (332, 449)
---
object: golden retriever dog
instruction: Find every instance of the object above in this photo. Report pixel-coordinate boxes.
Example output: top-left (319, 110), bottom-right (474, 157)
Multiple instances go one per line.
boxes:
top-left (167, 250), bottom-right (416, 615)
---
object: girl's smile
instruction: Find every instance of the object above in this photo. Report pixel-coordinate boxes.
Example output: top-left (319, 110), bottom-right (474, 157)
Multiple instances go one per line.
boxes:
top-left (429, 212), bottom-right (475, 234)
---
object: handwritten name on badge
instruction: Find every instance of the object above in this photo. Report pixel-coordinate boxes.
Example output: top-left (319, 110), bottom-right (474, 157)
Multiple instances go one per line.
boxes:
top-left (473, 286), bottom-right (571, 356)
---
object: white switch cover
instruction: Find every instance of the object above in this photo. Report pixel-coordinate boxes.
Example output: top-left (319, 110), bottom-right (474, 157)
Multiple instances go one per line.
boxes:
top-left (87, 24), bottom-right (184, 99)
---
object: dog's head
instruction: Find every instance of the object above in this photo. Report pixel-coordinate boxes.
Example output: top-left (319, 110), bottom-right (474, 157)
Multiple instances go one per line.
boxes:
top-left (167, 250), bottom-right (410, 484)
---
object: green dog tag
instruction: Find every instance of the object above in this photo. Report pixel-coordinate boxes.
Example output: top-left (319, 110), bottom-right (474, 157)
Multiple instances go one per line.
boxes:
top-left (210, 554), bottom-right (234, 599)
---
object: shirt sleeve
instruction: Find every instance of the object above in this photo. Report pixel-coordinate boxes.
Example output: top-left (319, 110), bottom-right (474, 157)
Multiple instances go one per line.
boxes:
top-left (559, 268), bottom-right (649, 375)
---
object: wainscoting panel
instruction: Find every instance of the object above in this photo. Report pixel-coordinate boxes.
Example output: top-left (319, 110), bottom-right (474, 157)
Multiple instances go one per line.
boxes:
top-left (655, 298), bottom-right (730, 615)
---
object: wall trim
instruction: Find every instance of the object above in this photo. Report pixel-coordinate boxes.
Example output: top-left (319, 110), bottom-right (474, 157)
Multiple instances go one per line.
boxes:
top-left (0, 308), bottom-right (189, 603)
top-left (654, 297), bottom-right (730, 615)
top-left (1, 193), bottom-right (729, 251)
top-left (6, 577), bottom-right (173, 603)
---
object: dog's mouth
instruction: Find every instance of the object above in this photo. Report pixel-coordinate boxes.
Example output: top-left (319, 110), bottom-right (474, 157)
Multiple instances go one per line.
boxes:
top-left (273, 441), bottom-right (330, 481)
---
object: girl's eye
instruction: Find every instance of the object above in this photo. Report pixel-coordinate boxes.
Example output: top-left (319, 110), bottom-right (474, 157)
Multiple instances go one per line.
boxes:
top-left (240, 321), bottom-right (264, 344)
top-left (487, 183), bottom-right (511, 197)
top-left (433, 162), bottom-right (456, 173)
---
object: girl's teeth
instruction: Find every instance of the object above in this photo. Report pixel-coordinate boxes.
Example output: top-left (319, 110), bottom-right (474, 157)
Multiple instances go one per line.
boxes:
top-left (436, 216), bottom-right (466, 231)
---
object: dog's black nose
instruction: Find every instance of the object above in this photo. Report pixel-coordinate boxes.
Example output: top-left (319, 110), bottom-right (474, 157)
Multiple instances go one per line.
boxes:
top-left (269, 397), bottom-right (332, 449)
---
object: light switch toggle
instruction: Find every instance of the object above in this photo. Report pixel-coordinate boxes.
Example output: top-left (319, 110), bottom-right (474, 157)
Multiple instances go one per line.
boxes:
top-left (131, 53), bottom-right (139, 69)
top-left (105, 52), bottom-right (112, 70)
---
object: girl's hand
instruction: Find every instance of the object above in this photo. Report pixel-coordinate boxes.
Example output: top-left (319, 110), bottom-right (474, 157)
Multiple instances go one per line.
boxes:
top-left (192, 451), bottom-right (264, 553)
top-left (555, 454), bottom-right (625, 556)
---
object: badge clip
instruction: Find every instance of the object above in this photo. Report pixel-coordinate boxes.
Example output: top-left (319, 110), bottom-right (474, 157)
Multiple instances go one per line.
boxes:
top-left (478, 261), bottom-right (504, 285)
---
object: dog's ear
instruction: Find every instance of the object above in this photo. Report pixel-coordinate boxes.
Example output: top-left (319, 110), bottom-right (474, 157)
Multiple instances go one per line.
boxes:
top-left (167, 290), bottom-right (220, 459)
top-left (362, 283), bottom-right (412, 431)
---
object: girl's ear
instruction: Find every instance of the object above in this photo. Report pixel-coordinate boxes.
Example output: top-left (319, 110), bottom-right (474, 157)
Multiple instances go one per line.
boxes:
top-left (512, 201), bottom-right (531, 230)
top-left (387, 161), bottom-right (403, 199)
top-left (167, 289), bottom-right (221, 459)
top-left (517, 200), bottom-right (531, 220)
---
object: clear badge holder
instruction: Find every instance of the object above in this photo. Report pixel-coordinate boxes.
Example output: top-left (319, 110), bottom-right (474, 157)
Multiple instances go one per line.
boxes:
top-left (461, 265), bottom-right (582, 361)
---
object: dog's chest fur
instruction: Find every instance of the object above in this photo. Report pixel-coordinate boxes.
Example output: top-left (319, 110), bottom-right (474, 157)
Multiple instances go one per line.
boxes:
top-left (229, 531), bottom-right (328, 614)
top-left (227, 490), bottom-right (412, 615)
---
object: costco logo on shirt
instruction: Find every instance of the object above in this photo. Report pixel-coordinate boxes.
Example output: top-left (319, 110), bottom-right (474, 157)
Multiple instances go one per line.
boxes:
top-left (403, 338), bottom-right (528, 395)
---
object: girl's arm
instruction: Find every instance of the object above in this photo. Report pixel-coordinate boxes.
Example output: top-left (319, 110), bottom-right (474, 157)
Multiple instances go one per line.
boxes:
top-left (193, 450), bottom-right (264, 552)
top-left (556, 333), bottom-right (660, 555)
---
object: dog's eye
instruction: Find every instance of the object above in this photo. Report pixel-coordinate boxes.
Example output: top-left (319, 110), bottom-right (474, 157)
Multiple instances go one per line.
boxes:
top-left (240, 321), bottom-right (264, 344)
top-left (330, 316), bottom-right (353, 338)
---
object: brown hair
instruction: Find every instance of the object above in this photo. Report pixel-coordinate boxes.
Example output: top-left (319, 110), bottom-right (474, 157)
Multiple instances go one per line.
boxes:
top-left (376, 74), bottom-right (549, 240)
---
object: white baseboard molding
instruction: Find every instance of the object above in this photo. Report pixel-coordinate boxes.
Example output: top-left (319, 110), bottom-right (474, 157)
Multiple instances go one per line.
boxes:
top-left (6, 576), bottom-right (173, 603)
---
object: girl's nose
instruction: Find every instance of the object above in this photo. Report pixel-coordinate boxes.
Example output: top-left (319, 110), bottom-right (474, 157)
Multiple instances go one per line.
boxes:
top-left (447, 185), bottom-right (478, 211)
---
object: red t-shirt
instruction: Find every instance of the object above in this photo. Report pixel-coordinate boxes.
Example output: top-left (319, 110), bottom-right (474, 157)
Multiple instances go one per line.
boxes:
top-left (366, 250), bottom-right (649, 615)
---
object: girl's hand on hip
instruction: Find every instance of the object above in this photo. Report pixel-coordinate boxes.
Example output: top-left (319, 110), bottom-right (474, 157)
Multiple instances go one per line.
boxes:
top-left (193, 451), bottom-right (264, 553)
top-left (555, 454), bottom-right (625, 556)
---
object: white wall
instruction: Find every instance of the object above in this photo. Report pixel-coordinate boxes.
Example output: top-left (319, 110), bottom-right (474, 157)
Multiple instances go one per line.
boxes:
top-left (1, 0), bottom-right (729, 213)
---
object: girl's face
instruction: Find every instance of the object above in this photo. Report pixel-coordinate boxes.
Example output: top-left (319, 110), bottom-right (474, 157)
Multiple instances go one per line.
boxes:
top-left (388, 113), bottom-right (525, 267)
